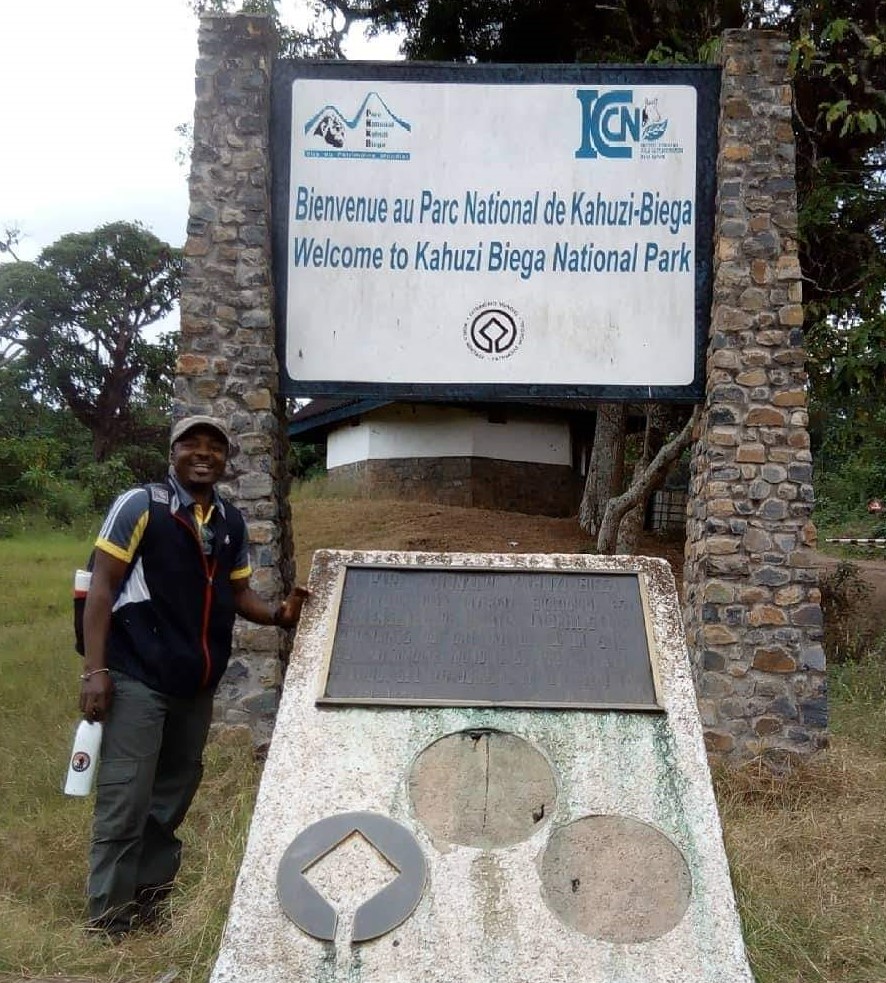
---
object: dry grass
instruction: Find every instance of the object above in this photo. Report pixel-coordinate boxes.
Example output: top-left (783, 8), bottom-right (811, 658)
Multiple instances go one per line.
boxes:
top-left (716, 740), bottom-right (886, 982)
top-left (0, 727), bottom-right (258, 983)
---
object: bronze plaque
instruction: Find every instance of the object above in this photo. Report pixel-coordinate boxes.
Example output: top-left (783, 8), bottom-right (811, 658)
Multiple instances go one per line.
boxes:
top-left (318, 567), bottom-right (661, 709)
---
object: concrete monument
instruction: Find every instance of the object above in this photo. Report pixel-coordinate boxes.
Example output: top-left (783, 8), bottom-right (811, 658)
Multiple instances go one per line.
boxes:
top-left (211, 549), bottom-right (754, 983)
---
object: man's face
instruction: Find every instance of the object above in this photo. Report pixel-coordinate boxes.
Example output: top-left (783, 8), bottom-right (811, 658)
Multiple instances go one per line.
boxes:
top-left (171, 426), bottom-right (228, 492)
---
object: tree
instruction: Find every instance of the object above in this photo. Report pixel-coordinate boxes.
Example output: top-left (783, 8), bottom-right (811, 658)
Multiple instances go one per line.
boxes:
top-left (310, 0), bottom-right (745, 62)
top-left (578, 404), bottom-right (627, 538)
top-left (597, 407), bottom-right (700, 554)
top-left (189, 0), bottom-right (351, 57)
top-left (613, 404), bottom-right (690, 553)
top-left (0, 227), bottom-right (26, 369)
top-left (0, 222), bottom-right (181, 462)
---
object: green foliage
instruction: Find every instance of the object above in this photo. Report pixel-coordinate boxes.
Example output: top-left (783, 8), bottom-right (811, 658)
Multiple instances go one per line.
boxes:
top-left (79, 456), bottom-right (138, 512)
top-left (0, 399), bottom-right (97, 529)
top-left (288, 441), bottom-right (324, 481)
top-left (0, 436), bottom-right (62, 495)
top-left (791, 12), bottom-right (886, 141)
top-left (317, 0), bottom-right (746, 64)
top-left (0, 431), bottom-right (137, 524)
top-left (645, 42), bottom-right (691, 65)
top-left (118, 442), bottom-right (171, 485)
top-left (813, 402), bottom-right (886, 527)
top-left (0, 222), bottom-right (181, 463)
top-left (765, 5), bottom-right (886, 532)
top-left (0, 436), bottom-right (71, 511)
top-left (189, 0), bottom-right (349, 57)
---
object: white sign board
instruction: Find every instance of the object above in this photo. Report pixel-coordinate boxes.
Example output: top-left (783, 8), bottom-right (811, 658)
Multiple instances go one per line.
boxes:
top-left (271, 65), bottom-right (718, 400)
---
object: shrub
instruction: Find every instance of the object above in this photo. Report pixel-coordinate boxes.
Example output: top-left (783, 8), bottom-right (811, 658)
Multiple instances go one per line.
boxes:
top-left (289, 442), bottom-right (325, 481)
top-left (120, 444), bottom-right (168, 484)
top-left (79, 456), bottom-right (137, 511)
top-left (0, 437), bottom-right (66, 509)
top-left (819, 561), bottom-right (876, 663)
top-left (813, 402), bottom-right (886, 527)
top-left (43, 481), bottom-right (91, 527)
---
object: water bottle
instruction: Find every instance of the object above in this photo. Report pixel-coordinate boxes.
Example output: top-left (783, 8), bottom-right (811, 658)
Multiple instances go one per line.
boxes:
top-left (64, 719), bottom-right (103, 796)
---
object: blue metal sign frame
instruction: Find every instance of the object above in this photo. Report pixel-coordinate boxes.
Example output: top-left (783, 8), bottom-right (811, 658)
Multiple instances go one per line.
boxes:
top-left (271, 61), bottom-right (720, 404)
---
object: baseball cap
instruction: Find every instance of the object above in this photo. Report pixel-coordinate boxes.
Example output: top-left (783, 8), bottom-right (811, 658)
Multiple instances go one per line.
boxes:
top-left (170, 415), bottom-right (230, 448)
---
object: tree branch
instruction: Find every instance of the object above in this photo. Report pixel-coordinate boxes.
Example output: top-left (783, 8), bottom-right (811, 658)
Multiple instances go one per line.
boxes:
top-left (596, 405), bottom-right (701, 554)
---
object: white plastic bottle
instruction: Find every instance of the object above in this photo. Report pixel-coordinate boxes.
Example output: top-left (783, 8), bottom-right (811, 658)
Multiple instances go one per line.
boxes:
top-left (74, 568), bottom-right (92, 597)
top-left (64, 719), bottom-right (103, 796)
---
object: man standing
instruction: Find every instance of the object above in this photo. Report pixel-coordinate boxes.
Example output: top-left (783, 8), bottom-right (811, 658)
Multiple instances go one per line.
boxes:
top-left (80, 416), bottom-right (306, 936)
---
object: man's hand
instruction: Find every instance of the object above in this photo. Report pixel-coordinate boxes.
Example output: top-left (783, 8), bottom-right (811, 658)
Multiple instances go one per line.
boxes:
top-left (80, 548), bottom-right (128, 722)
top-left (79, 670), bottom-right (114, 722)
top-left (233, 580), bottom-right (310, 628)
top-left (275, 585), bottom-right (310, 629)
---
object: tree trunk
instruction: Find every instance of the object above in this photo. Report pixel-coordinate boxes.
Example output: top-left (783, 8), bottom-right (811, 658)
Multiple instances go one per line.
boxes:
top-left (579, 402), bottom-right (627, 536)
top-left (615, 404), bottom-right (673, 553)
top-left (597, 407), bottom-right (700, 555)
top-left (615, 457), bottom-right (647, 554)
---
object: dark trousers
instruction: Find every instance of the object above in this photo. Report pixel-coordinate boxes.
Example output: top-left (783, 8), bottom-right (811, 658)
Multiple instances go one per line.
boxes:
top-left (87, 671), bottom-right (214, 926)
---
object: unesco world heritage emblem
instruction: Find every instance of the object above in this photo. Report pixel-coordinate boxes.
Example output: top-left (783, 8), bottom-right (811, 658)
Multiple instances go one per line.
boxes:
top-left (277, 811), bottom-right (427, 943)
top-left (464, 302), bottom-right (525, 361)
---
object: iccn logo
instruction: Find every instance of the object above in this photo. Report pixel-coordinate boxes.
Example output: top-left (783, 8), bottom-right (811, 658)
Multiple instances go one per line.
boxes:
top-left (575, 89), bottom-right (648, 160)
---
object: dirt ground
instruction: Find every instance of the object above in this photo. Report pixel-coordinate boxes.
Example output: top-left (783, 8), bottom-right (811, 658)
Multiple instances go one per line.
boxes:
top-left (293, 497), bottom-right (679, 577)
top-left (293, 497), bottom-right (886, 631)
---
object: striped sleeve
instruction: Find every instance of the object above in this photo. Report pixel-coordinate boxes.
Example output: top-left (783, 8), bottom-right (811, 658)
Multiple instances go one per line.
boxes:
top-left (95, 488), bottom-right (151, 563)
top-left (230, 510), bottom-right (252, 581)
top-left (230, 546), bottom-right (252, 581)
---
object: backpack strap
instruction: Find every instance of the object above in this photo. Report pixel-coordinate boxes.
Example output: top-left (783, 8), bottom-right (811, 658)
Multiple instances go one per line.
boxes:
top-left (145, 482), bottom-right (171, 508)
top-left (74, 482), bottom-right (171, 655)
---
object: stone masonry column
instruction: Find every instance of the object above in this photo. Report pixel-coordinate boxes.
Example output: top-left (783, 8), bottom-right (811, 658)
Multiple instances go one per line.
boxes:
top-left (683, 30), bottom-right (827, 763)
top-left (175, 14), bottom-right (294, 746)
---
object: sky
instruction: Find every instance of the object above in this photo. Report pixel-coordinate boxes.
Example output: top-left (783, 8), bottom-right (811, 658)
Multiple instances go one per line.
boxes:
top-left (0, 0), bottom-right (402, 262)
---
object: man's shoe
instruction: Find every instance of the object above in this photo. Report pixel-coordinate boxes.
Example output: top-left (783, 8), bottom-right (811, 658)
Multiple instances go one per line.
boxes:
top-left (135, 884), bottom-right (172, 930)
top-left (84, 914), bottom-right (136, 941)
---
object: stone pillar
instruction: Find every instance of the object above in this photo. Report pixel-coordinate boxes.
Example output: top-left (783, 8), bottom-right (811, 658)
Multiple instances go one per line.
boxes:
top-left (176, 14), bottom-right (294, 746)
top-left (683, 30), bottom-right (826, 763)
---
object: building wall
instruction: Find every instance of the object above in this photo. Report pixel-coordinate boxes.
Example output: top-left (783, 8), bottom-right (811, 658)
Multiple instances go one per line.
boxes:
top-left (326, 404), bottom-right (572, 469)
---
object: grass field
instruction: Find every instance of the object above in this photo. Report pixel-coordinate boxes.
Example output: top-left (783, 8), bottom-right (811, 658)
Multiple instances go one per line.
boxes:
top-left (1, 502), bottom-right (885, 982)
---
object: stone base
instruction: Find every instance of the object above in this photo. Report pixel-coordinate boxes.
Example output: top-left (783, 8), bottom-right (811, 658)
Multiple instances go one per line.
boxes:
top-left (211, 550), bottom-right (753, 983)
top-left (328, 457), bottom-right (582, 517)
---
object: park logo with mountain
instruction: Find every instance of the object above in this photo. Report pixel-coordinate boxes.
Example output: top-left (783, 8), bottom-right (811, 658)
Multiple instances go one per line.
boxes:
top-left (303, 91), bottom-right (412, 160)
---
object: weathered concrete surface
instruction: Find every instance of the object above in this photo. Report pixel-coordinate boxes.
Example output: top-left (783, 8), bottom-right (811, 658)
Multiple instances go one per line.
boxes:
top-left (540, 814), bottom-right (693, 943)
top-left (410, 730), bottom-right (557, 849)
top-left (211, 550), bottom-right (754, 983)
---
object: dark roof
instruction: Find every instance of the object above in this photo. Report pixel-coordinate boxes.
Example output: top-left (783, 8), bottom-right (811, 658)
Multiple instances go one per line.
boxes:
top-left (288, 398), bottom-right (390, 438)
top-left (287, 397), bottom-right (606, 442)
